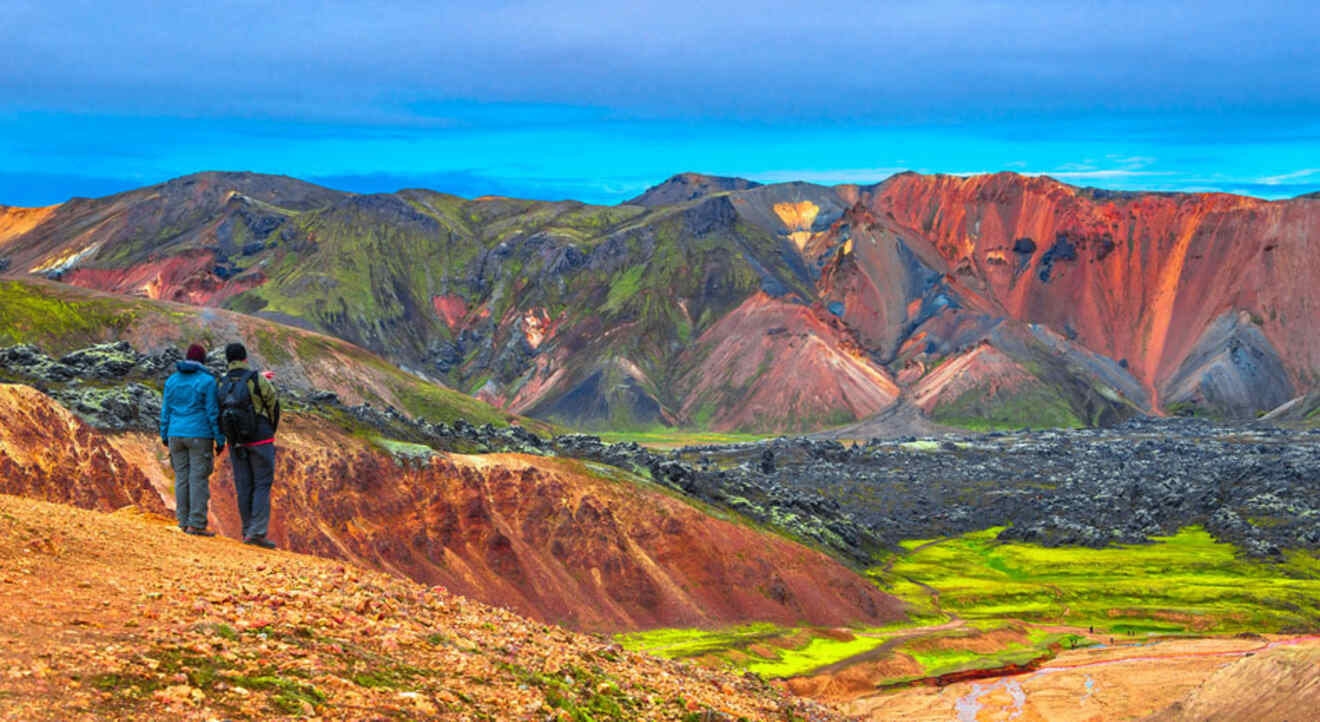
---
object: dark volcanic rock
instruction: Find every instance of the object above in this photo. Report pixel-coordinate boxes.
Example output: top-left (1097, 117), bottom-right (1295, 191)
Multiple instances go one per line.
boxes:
top-left (1038, 234), bottom-right (1078, 282)
top-left (59, 341), bottom-right (142, 379)
top-left (682, 196), bottom-right (739, 237)
top-left (48, 383), bottom-right (162, 431)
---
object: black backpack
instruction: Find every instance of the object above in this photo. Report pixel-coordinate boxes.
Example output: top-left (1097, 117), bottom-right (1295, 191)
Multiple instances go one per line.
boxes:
top-left (218, 370), bottom-right (260, 444)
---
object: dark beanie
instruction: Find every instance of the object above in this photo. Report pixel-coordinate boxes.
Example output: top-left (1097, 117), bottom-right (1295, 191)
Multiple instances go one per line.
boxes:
top-left (225, 342), bottom-right (247, 362)
top-left (186, 344), bottom-right (206, 362)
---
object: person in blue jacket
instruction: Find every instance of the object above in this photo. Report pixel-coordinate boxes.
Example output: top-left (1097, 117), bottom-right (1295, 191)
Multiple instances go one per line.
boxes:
top-left (159, 344), bottom-right (225, 536)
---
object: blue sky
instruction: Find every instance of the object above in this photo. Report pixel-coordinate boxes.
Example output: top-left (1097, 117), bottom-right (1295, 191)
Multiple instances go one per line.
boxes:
top-left (2, 1), bottom-right (1318, 206)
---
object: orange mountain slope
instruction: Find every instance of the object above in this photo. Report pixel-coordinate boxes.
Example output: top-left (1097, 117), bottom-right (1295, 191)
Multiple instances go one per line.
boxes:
top-left (0, 384), bottom-right (166, 515)
top-left (0, 493), bottom-right (840, 721)
top-left (113, 416), bottom-right (903, 632)
top-left (864, 172), bottom-right (1320, 408)
top-left (0, 205), bottom-right (58, 248)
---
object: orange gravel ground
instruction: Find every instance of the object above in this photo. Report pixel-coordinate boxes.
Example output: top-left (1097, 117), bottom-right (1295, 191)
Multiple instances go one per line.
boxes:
top-left (0, 494), bottom-right (842, 721)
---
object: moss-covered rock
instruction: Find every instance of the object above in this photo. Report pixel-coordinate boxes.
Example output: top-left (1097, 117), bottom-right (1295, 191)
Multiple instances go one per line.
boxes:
top-left (48, 383), bottom-right (162, 432)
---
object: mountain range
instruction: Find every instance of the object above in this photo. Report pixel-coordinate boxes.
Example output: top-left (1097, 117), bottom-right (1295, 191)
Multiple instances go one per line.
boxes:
top-left (2, 169), bottom-right (1316, 432)
top-left (1, 169), bottom-right (1318, 720)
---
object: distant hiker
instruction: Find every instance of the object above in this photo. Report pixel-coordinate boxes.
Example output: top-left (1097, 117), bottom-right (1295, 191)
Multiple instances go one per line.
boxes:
top-left (218, 342), bottom-right (281, 549)
top-left (160, 343), bottom-right (224, 536)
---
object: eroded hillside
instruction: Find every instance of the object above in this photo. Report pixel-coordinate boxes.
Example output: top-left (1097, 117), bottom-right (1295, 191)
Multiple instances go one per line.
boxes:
top-left (0, 494), bottom-right (839, 721)
top-left (0, 377), bottom-right (901, 634)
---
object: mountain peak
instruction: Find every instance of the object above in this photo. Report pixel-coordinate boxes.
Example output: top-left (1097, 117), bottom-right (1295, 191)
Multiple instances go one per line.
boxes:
top-left (150, 170), bottom-right (348, 210)
top-left (625, 172), bottom-right (761, 207)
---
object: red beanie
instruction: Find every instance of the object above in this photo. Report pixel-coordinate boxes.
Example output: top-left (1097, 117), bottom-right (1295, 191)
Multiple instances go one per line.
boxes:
top-left (186, 344), bottom-right (206, 362)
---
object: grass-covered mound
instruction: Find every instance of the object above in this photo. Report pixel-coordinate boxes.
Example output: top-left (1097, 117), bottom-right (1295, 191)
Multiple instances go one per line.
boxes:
top-left (0, 279), bottom-right (540, 430)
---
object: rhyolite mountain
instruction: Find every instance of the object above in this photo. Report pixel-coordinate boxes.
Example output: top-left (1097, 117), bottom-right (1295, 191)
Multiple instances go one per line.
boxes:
top-left (2, 169), bottom-right (1317, 431)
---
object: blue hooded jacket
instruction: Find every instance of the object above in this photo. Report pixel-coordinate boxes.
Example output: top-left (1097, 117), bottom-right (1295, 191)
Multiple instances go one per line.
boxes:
top-left (159, 360), bottom-right (223, 443)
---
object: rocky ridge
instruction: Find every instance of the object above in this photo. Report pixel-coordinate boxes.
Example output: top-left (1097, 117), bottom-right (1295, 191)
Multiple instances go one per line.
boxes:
top-left (0, 383), bottom-right (166, 515)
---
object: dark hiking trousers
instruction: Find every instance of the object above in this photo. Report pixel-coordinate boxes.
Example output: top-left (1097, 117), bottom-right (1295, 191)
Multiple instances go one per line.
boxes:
top-left (169, 437), bottom-right (214, 529)
top-left (232, 443), bottom-right (276, 539)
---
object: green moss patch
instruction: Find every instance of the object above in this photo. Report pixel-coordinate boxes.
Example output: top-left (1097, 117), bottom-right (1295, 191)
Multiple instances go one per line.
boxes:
top-left (502, 662), bottom-right (644, 721)
top-left (0, 281), bottom-right (137, 351)
top-left (932, 384), bottom-right (1083, 431)
top-left (617, 624), bottom-right (901, 679)
top-left (873, 526), bottom-right (1320, 634)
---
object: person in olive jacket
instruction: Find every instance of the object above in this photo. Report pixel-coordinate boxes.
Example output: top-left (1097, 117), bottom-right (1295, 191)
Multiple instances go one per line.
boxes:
top-left (160, 344), bottom-right (225, 536)
top-left (218, 342), bottom-right (280, 549)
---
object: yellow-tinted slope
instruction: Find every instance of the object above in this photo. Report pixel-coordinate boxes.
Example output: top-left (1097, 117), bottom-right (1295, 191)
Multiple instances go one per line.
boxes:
top-left (0, 204), bottom-right (57, 247)
top-left (773, 201), bottom-right (820, 250)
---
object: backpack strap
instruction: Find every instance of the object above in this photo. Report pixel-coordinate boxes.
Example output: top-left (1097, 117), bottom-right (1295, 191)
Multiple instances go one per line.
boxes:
top-left (240, 369), bottom-right (270, 421)
top-left (223, 369), bottom-right (258, 390)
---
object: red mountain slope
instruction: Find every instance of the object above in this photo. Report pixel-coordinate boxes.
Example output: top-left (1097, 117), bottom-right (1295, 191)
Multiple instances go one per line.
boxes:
top-left (201, 421), bottom-right (901, 631)
top-left (676, 293), bottom-right (900, 432)
top-left (0, 384), bottom-right (166, 514)
top-left (863, 172), bottom-right (1320, 409)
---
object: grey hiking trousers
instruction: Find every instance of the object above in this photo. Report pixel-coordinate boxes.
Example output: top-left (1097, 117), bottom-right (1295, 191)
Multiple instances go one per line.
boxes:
top-left (169, 436), bottom-right (214, 529)
top-left (231, 443), bottom-right (276, 539)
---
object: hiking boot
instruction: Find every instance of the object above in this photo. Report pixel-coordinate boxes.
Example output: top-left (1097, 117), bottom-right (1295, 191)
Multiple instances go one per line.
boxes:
top-left (244, 535), bottom-right (276, 549)
top-left (185, 527), bottom-right (216, 537)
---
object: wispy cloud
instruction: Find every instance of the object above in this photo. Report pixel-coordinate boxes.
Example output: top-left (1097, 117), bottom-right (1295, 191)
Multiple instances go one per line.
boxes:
top-left (1045, 169), bottom-right (1176, 179)
top-left (1255, 168), bottom-right (1320, 185)
top-left (1104, 154), bottom-right (1157, 168)
top-left (744, 167), bottom-right (909, 185)
top-left (307, 170), bottom-right (638, 203)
